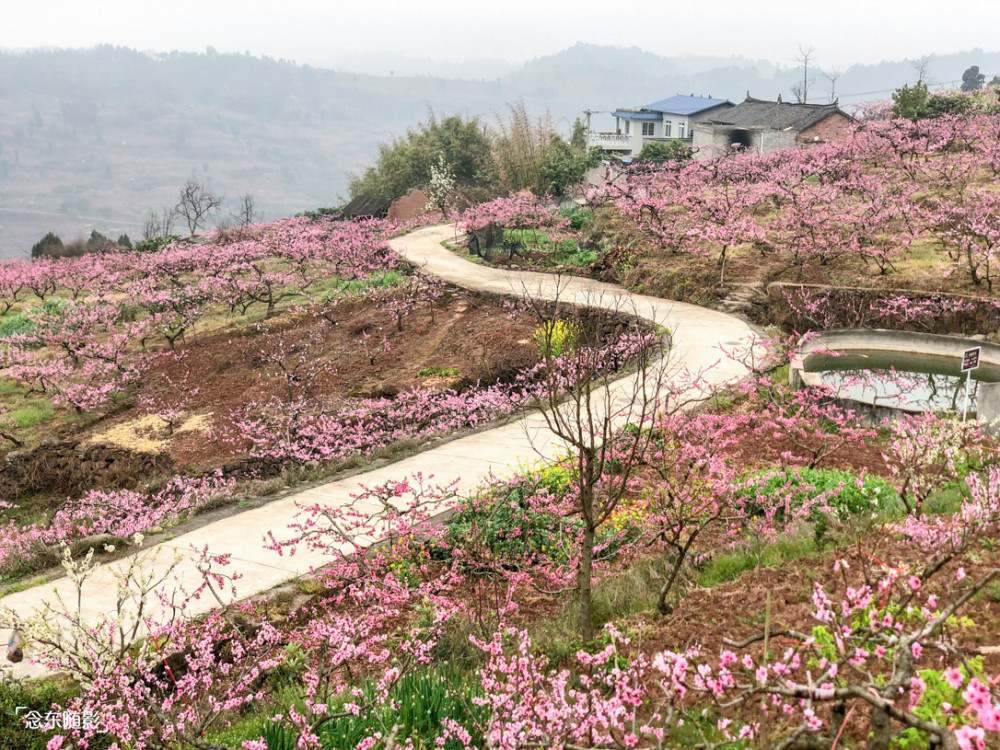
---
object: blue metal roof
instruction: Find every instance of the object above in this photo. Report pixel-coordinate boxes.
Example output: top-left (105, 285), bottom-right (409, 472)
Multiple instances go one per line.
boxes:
top-left (612, 110), bottom-right (661, 121)
top-left (640, 95), bottom-right (732, 116)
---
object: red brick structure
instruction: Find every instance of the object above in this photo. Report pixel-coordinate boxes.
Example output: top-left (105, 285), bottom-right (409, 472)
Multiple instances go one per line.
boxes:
top-left (796, 111), bottom-right (854, 145)
top-left (387, 188), bottom-right (431, 222)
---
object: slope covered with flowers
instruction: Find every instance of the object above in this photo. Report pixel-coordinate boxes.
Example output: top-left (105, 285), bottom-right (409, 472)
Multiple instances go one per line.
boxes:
top-left (5, 105), bottom-right (1000, 750)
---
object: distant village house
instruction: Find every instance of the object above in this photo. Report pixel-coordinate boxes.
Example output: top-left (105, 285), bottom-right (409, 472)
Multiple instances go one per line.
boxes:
top-left (586, 94), bottom-right (734, 157)
top-left (586, 92), bottom-right (854, 162)
top-left (691, 94), bottom-right (855, 157)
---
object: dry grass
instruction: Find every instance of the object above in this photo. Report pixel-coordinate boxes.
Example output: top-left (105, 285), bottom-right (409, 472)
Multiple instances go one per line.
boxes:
top-left (89, 411), bottom-right (212, 453)
top-left (175, 411), bottom-right (213, 436)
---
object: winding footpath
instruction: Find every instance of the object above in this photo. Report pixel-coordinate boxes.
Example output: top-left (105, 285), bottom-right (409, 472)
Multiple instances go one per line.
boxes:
top-left (1, 224), bottom-right (758, 679)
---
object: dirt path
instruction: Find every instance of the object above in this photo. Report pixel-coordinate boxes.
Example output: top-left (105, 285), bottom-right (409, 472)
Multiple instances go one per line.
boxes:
top-left (1, 224), bottom-right (759, 679)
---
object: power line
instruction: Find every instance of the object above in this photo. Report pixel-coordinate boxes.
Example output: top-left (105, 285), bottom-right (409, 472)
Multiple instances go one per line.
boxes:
top-left (838, 79), bottom-right (963, 99)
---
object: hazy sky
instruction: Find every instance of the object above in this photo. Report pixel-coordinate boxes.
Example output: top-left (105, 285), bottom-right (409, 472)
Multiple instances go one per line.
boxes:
top-left (2, 0), bottom-right (998, 71)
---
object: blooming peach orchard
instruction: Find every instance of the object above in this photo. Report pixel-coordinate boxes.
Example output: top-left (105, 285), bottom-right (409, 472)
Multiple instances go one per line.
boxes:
top-left (19, 406), bottom-right (1000, 750)
top-left (584, 111), bottom-right (1000, 305)
top-left (2, 103), bottom-right (1000, 750)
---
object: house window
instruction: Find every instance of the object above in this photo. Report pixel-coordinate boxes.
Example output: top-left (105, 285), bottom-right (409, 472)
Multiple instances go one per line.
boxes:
top-left (624, 120), bottom-right (630, 135)
top-left (664, 121), bottom-right (672, 137)
top-left (678, 122), bottom-right (686, 139)
top-left (642, 122), bottom-right (655, 136)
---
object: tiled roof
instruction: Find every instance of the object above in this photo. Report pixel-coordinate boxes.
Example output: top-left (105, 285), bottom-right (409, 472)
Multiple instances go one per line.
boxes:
top-left (705, 96), bottom-right (852, 131)
top-left (340, 195), bottom-right (391, 219)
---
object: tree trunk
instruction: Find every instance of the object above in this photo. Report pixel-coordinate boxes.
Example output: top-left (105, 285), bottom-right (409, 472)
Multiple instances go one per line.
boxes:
top-left (937, 729), bottom-right (961, 750)
top-left (657, 544), bottom-right (690, 614)
top-left (578, 521), bottom-right (595, 644)
top-left (869, 705), bottom-right (892, 750)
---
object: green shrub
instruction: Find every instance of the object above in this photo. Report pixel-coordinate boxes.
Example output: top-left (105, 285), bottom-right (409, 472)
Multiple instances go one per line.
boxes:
top-left (0, 300), bottom-right (67, 340)
top-left (554, 246), bottom-right (598, 267)
top-left (541, 143), bottom-right (601, 196)
top-left (133, 235), bottom-right (181, 253)
top-left (560, 207), bottom-right (594, 231)
top-left (0, 313), bottom-right (32, 339)
top-left (30, 232), bottom-right (63, 259)
top-left (347, 112), bottom-right (495, 200)
top-left (638, 139), bottom-right (692, 161)
top-left (739, 467), bottom-right (899, 522)
top-left (298, 206), bottom-right (343, 220)
top-left (446, 468), bottom-right (576, 565)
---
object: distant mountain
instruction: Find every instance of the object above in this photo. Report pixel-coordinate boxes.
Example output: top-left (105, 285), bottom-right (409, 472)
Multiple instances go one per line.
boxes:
top-left (0, 46), bottom-right (497, 257)
top-left (510, 43), bottom-right (1000, 120)
top-left (313, 51), bottom-right (515, 80)
top-left (0, 43), bottom-right (998, 258)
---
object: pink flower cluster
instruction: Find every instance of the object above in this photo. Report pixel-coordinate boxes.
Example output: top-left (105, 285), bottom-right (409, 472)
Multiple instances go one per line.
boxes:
top-left (0, 216), bottom-right (407, 414)
top-left (457, 195), bottom-right (579, 250)
top-left (593, 112), bottom-right (1000, 291)
top-left (0, 472), bottom-right (232, 573)
top-left (225, 330), bottom-right (656, 467)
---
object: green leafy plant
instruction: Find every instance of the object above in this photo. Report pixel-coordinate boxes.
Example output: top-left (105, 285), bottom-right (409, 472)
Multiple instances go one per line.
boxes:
top-left (739, 467), bottom-right (900, 522)
top-left (638, 139), bottom-right (692, 161)
top-left (894, 662), bottom-right (983, 749)
top-left (0, 299), bottom-right (64, 340)
top-left (560, 207), bottom-right (593, 231)
top-left (417, 366), bottom-right (460, 378)
top-left (319, 665), bottom-right (486, 750)
top-left (0, 313), bottom-right (33, 340)
top-left (259, 721), bottom-right (298, 750)
top-left (541, 143), bottom-right (601, 196)
top-left (133, 235), bottom-right (182, 253)
top-left (554, 246), bottom-right (598, 267)
top-left (446, 468), bottom-right (576, 565)
top-left (533, 319), bottom-right (580, 359)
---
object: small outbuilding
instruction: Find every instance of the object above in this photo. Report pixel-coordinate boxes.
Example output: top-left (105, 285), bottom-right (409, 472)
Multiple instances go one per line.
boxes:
top-left (339, 195), bottom-right (391, 220)
top-left (692, 94), bottom-right (855, 158)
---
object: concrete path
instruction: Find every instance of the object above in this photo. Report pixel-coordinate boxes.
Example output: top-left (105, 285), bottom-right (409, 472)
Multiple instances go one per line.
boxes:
top-left (1, 224), bottom-right (758, 679)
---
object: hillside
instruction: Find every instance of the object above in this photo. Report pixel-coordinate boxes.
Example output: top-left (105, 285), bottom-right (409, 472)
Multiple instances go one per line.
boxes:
top-left (4, 102), bottom-right (1000, 748)
top-left (2, 44), bottom-right (1000, 259)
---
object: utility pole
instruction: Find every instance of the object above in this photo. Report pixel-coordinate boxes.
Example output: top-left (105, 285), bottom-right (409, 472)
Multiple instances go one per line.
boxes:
top-left (583, 109), bottom-right (612, 149)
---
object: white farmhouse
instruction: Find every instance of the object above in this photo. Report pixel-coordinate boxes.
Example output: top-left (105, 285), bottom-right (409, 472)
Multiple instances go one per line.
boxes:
top-left (587, 94), bottom-right (734, 157)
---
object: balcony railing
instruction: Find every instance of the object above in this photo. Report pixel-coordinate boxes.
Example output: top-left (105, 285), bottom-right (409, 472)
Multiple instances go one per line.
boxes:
top-left (587, 132), bottom-right (632, 149)
top-left (643, 135), bottom-right (693, 144)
